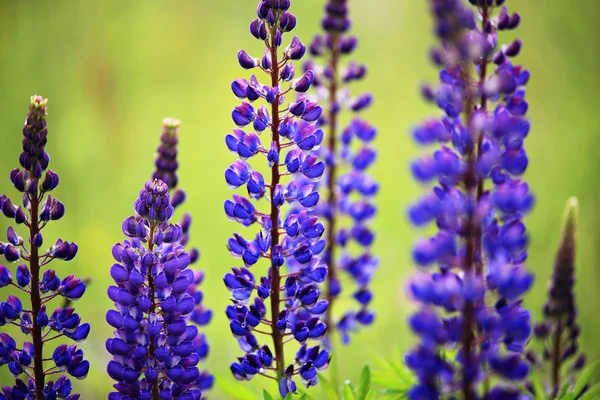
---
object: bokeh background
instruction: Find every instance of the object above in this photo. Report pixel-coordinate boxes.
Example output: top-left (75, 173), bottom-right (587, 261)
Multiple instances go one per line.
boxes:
top-left (1, 0), bottom-right (599, 398)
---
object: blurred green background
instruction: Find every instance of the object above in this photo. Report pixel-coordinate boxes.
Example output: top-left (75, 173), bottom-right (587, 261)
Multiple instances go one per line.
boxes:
top-left (1, 0), bottom-right (599, 398)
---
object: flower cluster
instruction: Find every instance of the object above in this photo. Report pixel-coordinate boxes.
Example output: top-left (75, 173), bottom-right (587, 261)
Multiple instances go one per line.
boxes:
top-left (224, 0), bottom-right (331, 396)
top-left (106, 179), bottom-right (206, 399)
top-left (530, 197), bottom-right (586, 398)
top-left (406, 0), bottom-right (534, 398)
top-left (151, 118), bottom-right (214, 391)
top-left (0, 96), bottom-right (89, 399)
top-left (304, 0), bottom-right (378, 344)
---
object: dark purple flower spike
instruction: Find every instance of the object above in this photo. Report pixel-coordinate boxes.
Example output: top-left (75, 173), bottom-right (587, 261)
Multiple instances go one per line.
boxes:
top-left (303, 0), bottom-right (378, 346)
top-left (151, 117), bottom-right (214, 392)
top-left (224, 0), bottom-right (330, 396)
top-left (531, 197), bottom-right (586, 398)
top-left (0, 96), bottom-right (89, 399)
top-left (406, 1), bottom-right (533, 398)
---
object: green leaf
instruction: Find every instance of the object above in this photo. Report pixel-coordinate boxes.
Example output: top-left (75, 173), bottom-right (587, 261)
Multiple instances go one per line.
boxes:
top-left (318, 373), bottom-right (339, 400)
top-left (297, 394), bottom-right (307, 400)
top-left (371, 352), bottom-right (414, 387)
top-left (578, 382), bottom-right (600, 400)
top-left (381, 389), bottom-right (406, 395)
top-left (343, 383), bottom-right (356, 400)
top-left (530, 368), bottom-right (545, 399)
top-left (573, 360), bottom-right (600, 397)
top-left (263, 389), bottom-right (275, 400)
top-left (358, 366), bottom-right (371, 400)
top-left (215, 375), bottom-right (257, 400)
top-left (558, 382), bottom-right (571, 399)
top-left (363, 389), bottom-right (377, 400)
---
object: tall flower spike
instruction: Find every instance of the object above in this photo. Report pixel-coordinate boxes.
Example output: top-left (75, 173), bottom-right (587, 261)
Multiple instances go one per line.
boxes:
top-left (151, 118), bottom-right (214, 392)
top-left (406, 1), bottom-right (534, 399)
top-left (225, 0), bottom-right (330, 397)
top-left (106, 179), bottom-right (204, 399)
top-left (304, 0), bottom-right (378, 345)
top-left (0, 96), bottom-right (90, 399)
top-left (530, 197), bottom-right (586, 398)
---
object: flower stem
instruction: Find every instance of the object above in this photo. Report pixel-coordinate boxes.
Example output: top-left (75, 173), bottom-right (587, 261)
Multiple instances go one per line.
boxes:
top-left (461, 5), bottom-right (489, 398)
top-left (147, 224), bottom-right (160, 400)
top-left (551, 319), bottom-right (564, 398)
top-left (268, 22), bottom-right (285, 382)
top-left (324, 32), bottom-right (341, 395)
top-left (29, 188), bottom-right (45, 399)
top-left (324, 33), bottom-right (340, 338)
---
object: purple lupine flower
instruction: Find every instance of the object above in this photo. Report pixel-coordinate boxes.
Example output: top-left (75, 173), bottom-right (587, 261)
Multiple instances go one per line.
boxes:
top-left (151, 118), bottom-right (214, 392)
top-left (106, 179), bottom-right (204, 399)
top-left (224, 0), bottom-right (330, 396)
top-left (530, 198), bottom-right (586, 398)
top-left (0, 96), bottom-right (89, 399)
top-left (406, 1), bottom-right (533, 398)
top-left (301, 0), bottom-right (378, 345)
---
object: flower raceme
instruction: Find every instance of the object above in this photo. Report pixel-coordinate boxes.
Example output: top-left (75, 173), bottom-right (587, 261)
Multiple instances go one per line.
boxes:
top-left (406, 0), bottom-right (534, 399)
top-left (106, 179), bottom-right (206, 399)
top-left (531, 198), bottom-right (586, 398)
top-left (304, 0), bottom-right (378, 345)
top-left (0, 96), bottom-right (89, 399)
top-left (151, 118), bottom-right (214, 391)
top-left (224, 0), bottom-right (331, 397)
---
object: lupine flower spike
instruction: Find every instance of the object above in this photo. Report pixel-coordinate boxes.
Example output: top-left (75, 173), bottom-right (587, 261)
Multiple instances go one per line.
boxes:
top-left (406, 0), bottom-right (534, 398)
top-left (0, 96), bottom-right (89, 399)
top-left (152, 118), bottom-right (214, 392)
top-left (106, 179), bottom-right (205, 399)
top-left (530, 197), bottom-right (587, 398)
top-left (225, 0), bottom-right (331, 397)
top-left (305, 0), bottom-right (378, 345)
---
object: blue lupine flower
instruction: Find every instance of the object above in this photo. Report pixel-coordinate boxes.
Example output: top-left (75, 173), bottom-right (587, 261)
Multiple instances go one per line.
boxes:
top-left (106, 179), bottom-right (205, 399)
top-left (300, 0), bottom-right (378, 345)
top-left (224, 0), bottom-right (330, 396)
top-left (151, 118), bottom-right (214, 392)
top-left (406, 1), bottom-right (533, 398)
top-left (0, 96), bottom-right (89, 399)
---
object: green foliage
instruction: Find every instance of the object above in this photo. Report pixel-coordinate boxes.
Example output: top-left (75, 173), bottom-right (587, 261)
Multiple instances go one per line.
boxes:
top-left (371, 350), bottom-right (415, 399)
top-left (309, 366), bottom-right (374, 400)
top-left (358, 365), bottom-right (372, 400)
top-left (264, 389), bottom-right (275, 400)
top-left (215, 375), bottom-right (257, 400)
top-left (344, 382), bottom-right (356, 400)
top-left (517, 360), bottom-right (600, 400)
top-left (572, 360), bottom-right (600, 398)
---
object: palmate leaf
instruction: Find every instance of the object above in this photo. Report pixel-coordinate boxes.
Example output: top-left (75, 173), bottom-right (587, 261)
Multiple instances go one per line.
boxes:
top-left (517, 360), bottom-right (600, 400)
top-left (371, 350), bottom-right (415, 397)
